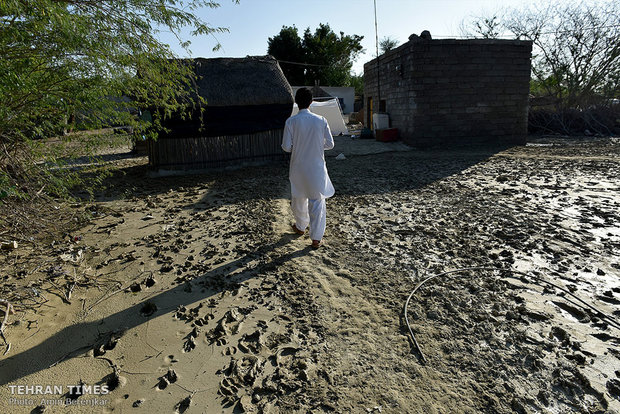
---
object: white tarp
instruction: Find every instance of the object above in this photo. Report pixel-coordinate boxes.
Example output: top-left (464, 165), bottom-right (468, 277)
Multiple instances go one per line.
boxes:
top-left (291, 98), bottom-right (348, 136)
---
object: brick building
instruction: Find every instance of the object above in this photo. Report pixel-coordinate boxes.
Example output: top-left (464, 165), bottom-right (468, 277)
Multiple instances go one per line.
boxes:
top-left (364, 34), bottom-right (532, 146)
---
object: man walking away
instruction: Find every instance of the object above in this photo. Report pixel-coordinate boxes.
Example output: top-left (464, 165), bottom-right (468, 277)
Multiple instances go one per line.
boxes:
top-left (282, 88), bottom-right (335, 249)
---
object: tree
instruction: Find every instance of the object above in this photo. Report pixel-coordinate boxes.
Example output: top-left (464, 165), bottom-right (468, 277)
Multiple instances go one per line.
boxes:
top-left (462, 2), bottom-right (619, 135)
top-left (379, 37), bottom-right (399, 54)
top-left (266, 26), bottom-right (305, 85)
top-left (462, 2), bottom-right (620, 109)
top-left (473, 16), bottom-right (501, 39)
top-left (459, 14), bottom-right (502, 39)
top-left (349, 74), bottom-right (364, 97)
top-left (0, 0), bottom-right (236, 199)
top-left (268, 23), bottom-right (364, 87)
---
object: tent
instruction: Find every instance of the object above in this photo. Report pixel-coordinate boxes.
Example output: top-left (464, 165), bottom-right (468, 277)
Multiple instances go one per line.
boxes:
top-left (291, 98), bottom-right (348, 136)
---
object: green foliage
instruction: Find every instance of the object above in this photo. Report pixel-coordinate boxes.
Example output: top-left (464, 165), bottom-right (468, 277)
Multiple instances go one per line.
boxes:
top-left (0, 170), bottom-right (24, 200)
top-left (348, 74), bottom-right (364, 97)
top-left (268, 23), bottom-right (364, 87)
top-left (0, 0), bottom-right (236, 202)
top-left (379, 37), bottom-right (399, 54)
top-left (267, 25), bottom-right (306, 85)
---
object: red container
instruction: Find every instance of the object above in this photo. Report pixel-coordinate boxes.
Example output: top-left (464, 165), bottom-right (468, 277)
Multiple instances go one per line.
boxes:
top-left (375, 128), bottom-right (399, 142)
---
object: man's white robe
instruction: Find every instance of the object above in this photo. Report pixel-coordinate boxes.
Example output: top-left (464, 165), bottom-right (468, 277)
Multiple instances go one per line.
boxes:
top-left (281, 108), bottom-right (335, 240)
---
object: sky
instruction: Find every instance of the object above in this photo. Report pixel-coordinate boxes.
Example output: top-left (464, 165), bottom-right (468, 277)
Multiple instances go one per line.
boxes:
top-left (157, 0), bottom-right (557, 75)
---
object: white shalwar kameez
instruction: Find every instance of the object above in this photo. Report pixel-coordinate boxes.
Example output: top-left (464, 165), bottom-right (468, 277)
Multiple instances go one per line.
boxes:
top-left (281, 108), bottom-right (335, 241)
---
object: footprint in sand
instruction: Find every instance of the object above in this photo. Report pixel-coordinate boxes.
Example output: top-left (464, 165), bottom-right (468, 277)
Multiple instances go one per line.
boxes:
top-left (206, 309), bottom-right (243, 344)
top-left (156, 368), bottom-right (178, 390)
top-left (174, 395), bottom-right (192, 414)
top-left (224, 346), bottom-right (237, 356)
top-left (238, 330), bottom-right (264, 354)
top-left (182, 327), bottom-right (199, 352)
top-left (93, 330), bottom-right (123, 356)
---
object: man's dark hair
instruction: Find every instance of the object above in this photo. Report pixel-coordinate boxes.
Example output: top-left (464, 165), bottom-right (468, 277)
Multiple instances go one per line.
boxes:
top-left (295, 87), bottom-right (313, 109)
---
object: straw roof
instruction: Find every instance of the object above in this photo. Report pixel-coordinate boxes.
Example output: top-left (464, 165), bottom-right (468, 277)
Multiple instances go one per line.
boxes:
top-left (191, 56), bottom-right (294, 107)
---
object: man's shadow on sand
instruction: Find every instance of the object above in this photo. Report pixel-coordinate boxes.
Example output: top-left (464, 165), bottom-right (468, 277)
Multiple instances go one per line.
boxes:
top-left (0, 233), bottom-right (310, 385)
top-left (5, 146), bottom-right (512, 384)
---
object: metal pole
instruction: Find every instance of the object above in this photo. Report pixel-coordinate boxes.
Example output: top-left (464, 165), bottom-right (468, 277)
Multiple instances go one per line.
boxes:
top-left (374, 0), bottom-right (381, 121)
top-left (374, 0), bottom-right (380, 59)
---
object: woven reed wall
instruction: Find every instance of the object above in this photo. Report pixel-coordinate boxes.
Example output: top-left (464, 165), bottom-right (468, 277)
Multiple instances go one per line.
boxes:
top-left (148, 128), bottom-right (286, 171)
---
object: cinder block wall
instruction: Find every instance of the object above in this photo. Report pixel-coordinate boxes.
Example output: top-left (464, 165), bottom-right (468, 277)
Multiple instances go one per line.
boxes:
top-left (364, 38), bottom-right (532, 146)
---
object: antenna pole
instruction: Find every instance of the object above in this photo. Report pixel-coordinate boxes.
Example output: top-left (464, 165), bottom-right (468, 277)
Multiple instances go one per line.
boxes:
top-left (374, 0), bottom-right (381, 118)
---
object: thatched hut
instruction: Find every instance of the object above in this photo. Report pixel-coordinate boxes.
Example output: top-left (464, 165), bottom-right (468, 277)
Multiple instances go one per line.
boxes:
top-left (148, 56), bottom-right (293, 172)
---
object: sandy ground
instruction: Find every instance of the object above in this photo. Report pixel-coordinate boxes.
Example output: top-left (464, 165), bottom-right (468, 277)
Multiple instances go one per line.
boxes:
top-left (0, 136), bottom-right (619, 413)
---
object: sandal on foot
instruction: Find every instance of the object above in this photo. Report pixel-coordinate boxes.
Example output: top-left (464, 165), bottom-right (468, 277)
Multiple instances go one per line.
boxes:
top-left (291, 224), bottom-right (305, 235)
top-left (311, 240), bottom-right (321, 249)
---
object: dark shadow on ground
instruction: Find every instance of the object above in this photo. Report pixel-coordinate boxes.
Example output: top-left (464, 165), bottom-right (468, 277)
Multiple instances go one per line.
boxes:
top-left (83, 159), bottom-right (289, 207)
top-left (88, 145), bottom-right (513, 210)
top-left (59, 151), bottom-right (140, 167)
top-left (0, 234), bottom-right (310, 385)
top-left (326, 147), bottom-right (512, 198)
